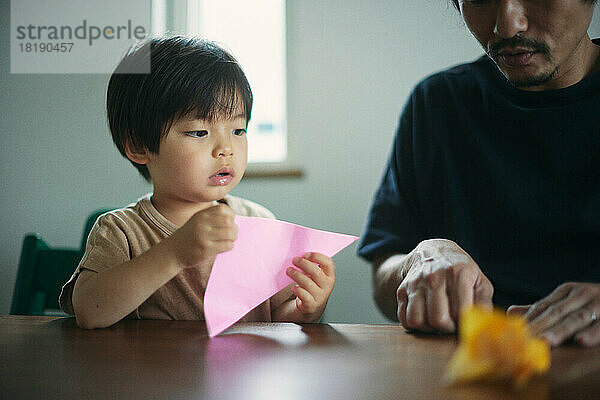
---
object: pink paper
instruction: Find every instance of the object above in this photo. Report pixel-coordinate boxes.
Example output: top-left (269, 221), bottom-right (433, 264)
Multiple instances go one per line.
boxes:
top-left (204, 216), bottom-right (358, 337)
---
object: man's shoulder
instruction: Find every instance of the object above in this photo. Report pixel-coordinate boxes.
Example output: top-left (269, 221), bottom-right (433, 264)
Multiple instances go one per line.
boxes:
top-left (417, 55), bottom-right (492, 91)
top-left (223, 195), bottom-right (276, 219)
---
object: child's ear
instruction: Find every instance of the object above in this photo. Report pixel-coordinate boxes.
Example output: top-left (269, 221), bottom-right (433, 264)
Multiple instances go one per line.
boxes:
top-left (124, 139), bottom-right (150, 165)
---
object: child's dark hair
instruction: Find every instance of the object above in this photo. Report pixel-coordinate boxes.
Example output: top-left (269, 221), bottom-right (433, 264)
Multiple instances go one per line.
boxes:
top-left (107, 36), bottom-right (253, 182)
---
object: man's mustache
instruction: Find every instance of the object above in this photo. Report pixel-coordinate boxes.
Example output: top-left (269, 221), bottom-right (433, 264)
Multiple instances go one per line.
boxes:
top-left (488, 35), bottom-right (550, 59)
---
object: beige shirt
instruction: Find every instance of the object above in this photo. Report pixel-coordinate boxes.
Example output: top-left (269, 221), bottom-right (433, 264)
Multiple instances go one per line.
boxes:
top-left (59, 194), bottom-right (294, 321)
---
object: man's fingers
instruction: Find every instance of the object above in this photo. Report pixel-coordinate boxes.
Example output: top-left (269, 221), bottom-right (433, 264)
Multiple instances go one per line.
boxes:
top-left (450, 270), bottom-right (475, 324)
top-left (473, 274), bottom-right (494, 306)
top-left (427, 283), bottom-right (456, 333)
top-left (539, 305), bottom-right (598, 347)
top-left (395, 239), bottom-right (493, 335)
top-left (397, 286), bottom-right (409, 328)
top-left (529, 286), bottom-right (594, 334)
top-left (524, 283), bottom-right (572, 321)
top-left (405, 291), bottom-right (432, 332)
top-left (574, 318), bottom-right (600, 347)
top-left (506, 305), bottom-right (530, 316)
top-left (397, 299), bottom-right (408, 329)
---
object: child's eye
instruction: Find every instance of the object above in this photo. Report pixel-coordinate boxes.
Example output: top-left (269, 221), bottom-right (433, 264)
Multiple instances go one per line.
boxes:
top-left (233, 129), bottom-right (246, 136)
top-left (185, 130), bottom-right (208, 138)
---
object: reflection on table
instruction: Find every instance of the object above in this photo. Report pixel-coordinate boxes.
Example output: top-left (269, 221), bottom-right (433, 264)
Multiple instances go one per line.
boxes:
top-left (2, 316), bottom-right (599, 400)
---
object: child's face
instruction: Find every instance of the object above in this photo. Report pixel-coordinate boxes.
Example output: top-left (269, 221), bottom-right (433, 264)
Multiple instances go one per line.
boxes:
top-left (146, 112), bottom-right (248, 213)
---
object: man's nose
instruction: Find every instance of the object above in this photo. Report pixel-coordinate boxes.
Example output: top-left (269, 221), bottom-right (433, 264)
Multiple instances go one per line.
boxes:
top-left (493, 0), bottom-right (528, 39)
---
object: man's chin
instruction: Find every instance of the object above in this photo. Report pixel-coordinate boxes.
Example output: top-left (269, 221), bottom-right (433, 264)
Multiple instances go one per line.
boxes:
top-left (499, 67), bottom-right (558, 89)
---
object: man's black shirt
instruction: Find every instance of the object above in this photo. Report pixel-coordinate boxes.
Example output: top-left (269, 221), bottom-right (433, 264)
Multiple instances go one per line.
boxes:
top-left (359, 42), bottom-right (600, 307)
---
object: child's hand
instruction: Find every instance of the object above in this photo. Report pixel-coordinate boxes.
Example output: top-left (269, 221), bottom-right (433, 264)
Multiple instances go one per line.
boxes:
top-left (169, 204), bottom-right (237, 270)
top-left (286, 252), bottom-right (335, 320)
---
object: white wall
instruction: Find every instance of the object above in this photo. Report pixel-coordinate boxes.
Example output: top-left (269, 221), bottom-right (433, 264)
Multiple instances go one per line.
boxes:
top-left (1, 0), bottom-right (599, 322)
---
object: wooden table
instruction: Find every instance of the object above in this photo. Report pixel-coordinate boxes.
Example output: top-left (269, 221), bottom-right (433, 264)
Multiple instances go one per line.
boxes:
top-left (1, 316), bottom-right (599, 400)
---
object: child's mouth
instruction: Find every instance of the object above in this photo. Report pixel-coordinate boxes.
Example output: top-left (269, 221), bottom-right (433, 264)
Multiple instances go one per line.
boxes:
top-left (210, 168), bottom-right (233, 185)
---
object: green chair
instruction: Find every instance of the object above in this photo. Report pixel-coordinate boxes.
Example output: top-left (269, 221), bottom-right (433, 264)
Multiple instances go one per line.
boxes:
top-left (10, 209), bottom-right (110, 316)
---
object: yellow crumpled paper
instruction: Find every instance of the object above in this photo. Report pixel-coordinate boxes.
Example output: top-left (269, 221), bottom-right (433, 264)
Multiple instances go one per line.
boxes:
top-left (443, 305), bottom-right (550, 387)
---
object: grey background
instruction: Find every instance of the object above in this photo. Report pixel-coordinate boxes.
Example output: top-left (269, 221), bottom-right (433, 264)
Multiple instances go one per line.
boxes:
top-left (1, 0), bottom-right (599, 322)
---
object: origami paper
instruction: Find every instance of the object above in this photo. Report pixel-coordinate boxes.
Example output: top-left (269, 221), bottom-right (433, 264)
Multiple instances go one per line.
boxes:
top-left (204, 216), bottom-right (358, 337)
top-left (443, 305), bottom-right (550, 387)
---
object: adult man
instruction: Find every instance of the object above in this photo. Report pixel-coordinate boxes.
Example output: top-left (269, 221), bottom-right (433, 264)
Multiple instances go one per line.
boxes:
top-left (358, 0), bottom-right (600, 347)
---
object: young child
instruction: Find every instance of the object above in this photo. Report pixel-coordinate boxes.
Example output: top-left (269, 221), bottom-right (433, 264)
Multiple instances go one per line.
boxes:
top-left (59, 36), bottom-right (335, 329)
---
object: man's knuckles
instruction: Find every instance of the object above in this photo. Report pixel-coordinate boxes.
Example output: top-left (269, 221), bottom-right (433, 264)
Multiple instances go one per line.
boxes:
top-left (405, 311), bottom-right (426, 329)
top-left (421, 271), bottom-right (446, 290)
top-left (428, 313), bottom-right (455, 332)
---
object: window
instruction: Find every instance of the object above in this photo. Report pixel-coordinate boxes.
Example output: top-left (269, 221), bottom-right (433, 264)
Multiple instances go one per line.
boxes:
top-left (151, 0), bottom-right (292, 173)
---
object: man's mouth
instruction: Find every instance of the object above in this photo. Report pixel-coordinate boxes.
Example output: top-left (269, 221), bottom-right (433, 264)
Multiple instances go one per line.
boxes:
top-left (488, 35), bottom-right (550, 68)
top-left (497, 49), bottom-right (536, 67)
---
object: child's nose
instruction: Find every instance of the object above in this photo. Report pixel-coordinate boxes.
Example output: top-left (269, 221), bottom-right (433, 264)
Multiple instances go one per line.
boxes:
top-left (213, 135), bottom-right (233, 158)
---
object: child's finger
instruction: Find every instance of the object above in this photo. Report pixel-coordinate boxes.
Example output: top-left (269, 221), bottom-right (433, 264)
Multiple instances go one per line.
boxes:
top-left (209, 226), bottom-right (238, 241)
top-left (303, 252), bottom-right (335, 277)
top-left (292, 256), bottom-right (332, 290)
top-left (211, 240), bottom-right (235, 254)
top-left (292, 256), bottom-right (322, 276)
top-left (293, 285), bottom-right (316, 310)
top-left (286, 266), bottom-right (319, 294)
top-left (206, 203), bottom-right (236, 217)
top-left (292, 255), bottom-right (335, 290)
top-left (191, 204), bottom-right (235, 227)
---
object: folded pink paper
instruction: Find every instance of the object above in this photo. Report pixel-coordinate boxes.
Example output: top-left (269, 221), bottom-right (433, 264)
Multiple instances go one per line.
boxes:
top-left (204, 216), bottom-right (358, 337)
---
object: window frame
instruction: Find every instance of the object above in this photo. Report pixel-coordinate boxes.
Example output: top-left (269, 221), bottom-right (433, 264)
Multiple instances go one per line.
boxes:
top-left (150, 0), bottom-right (302, 178)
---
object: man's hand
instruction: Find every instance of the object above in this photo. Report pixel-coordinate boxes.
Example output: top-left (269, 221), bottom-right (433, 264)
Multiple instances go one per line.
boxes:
top-left (396, 239), bottom-right (493, 333)
top-left (507, 282), bottom-right (600, 347)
